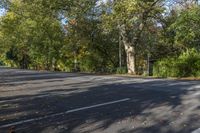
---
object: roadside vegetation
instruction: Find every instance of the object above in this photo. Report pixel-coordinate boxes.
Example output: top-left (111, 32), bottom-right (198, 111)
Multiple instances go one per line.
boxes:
top-left (0, 0), bottom-right (200, 77)
top-left (154, 49), bottom-right (200, 77)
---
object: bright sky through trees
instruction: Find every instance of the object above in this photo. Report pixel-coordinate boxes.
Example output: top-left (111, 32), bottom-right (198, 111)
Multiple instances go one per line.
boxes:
top-left (0, 8), bottom-right (5, 16)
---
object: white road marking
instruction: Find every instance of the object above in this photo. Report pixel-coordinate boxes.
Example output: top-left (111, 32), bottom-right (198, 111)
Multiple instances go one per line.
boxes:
top-left (0, 98), bottom-right (130, 128)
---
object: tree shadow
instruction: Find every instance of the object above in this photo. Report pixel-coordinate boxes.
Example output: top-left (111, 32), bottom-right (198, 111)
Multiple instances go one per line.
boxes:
top-left (0, 73), bottom-right (200, 133)
top-left (0, 68), bottom-right (92, 85)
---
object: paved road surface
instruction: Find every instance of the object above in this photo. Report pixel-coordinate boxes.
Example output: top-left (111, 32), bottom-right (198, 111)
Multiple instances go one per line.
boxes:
top-left (0, 67), bottom-right (200, 133)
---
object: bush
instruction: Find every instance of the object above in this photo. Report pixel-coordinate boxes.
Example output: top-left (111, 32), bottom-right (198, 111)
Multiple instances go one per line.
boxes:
top-left (0, 60), bottom-right (4, 66)
top-left (116, 67), bottom-right (127, 74)
top-left (153, 49), bottom-right (200, 77)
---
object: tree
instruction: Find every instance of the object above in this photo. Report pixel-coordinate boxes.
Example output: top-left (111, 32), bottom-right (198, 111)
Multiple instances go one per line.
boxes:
top-left (0, 0), bottom-right (65, 69)
top-left (1, 0), bottom-right (200, 76)
top-left (172, 6), bottom-right (200, 50)
top-left (62, 2), bottom-right (119, 72)
top-left (102, 0), bottom-right (164, 74)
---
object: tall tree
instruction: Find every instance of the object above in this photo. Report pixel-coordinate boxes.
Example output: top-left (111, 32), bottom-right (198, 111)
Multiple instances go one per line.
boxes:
top-left (172, 6), bottom-right (200, 50)
top-left (0, 0), bottom-right (65, 69)
top-left (102, 0), bottom-right (164, 74)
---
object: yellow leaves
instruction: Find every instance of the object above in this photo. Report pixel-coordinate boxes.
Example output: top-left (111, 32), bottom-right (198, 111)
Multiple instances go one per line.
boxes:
top-left (114, 0), bottom-right (140, 15)
top-left (125, 0), bottom-right (138, 12)
top-left (4, 12), bottom-right (16, 20)
top-left (24, 19), bottom-right (37, 28)
top-left (12, 0), bottom-right (23, 7)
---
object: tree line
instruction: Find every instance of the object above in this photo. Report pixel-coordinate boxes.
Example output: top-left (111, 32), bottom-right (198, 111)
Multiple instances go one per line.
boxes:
top-left (0, 0), bottom-right (200, 77)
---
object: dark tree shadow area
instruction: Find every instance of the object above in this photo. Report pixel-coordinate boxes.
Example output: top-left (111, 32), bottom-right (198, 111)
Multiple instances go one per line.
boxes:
top-left (0, 68), bottom-right (92, 85)
top-left (0, 72), bottom-right (200, 133)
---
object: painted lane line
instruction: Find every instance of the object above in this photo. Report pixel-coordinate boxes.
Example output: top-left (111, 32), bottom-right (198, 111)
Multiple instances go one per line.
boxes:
top-left (0, 98), bottom-right (130, 128)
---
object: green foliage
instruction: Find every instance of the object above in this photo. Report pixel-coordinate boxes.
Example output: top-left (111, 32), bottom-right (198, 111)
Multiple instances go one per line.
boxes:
top-left (153, 49), bottom-right (200, 77)
top-left (0, 0), bottom-right (66, 69)
top-left (172, 6), bottom-right (200, 49)
top-left (0, 60), bottom-right (4, 66)
top-left (116, 67), bottom-right (127, 74)
top-left (0, 0), bottom-right (200, 77)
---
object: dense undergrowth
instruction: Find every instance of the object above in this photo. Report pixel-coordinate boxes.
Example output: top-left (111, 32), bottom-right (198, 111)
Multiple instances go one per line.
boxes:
top-left (153, 49), bottom-right (200, 77)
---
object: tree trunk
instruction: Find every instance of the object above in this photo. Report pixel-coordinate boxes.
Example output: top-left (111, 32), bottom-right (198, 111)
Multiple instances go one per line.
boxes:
top-left (124, 44), bottom-right (136, 74)
top-left (120, 24), bottom-right (136, 74)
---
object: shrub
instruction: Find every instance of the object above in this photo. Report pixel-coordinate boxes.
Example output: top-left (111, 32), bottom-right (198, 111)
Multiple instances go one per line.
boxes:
top-left (0, 60), bottom-right (4, 66)
top-left (116, 67), bottom-right (127, 74)
top-left (153, 49), bottom-right (200, 77)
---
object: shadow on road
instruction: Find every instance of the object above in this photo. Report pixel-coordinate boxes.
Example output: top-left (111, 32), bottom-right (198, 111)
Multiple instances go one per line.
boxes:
top-left (0, 70), bottom-right (199, 133)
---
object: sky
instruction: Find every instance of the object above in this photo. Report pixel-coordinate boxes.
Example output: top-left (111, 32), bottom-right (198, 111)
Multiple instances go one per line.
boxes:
top-left (0, 8), bottom-right (6, 16)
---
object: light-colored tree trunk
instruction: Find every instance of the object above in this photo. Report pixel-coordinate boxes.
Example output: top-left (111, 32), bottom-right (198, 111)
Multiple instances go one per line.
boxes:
top-left (120, 24), bottom-right (136, 74)
top-left (124, 44), bottom-right (136, 74)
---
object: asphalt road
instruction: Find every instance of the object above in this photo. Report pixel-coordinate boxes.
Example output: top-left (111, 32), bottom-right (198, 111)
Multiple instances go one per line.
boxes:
top-left (0, 67), bottom-right (200, 133)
